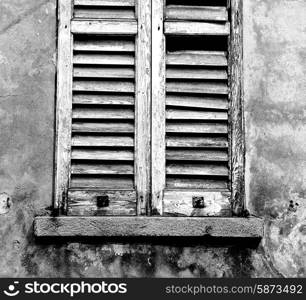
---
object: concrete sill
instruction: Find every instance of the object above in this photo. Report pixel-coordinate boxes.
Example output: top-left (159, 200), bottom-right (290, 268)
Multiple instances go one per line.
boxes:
top-left (34, 216), bottom-right (264, 239)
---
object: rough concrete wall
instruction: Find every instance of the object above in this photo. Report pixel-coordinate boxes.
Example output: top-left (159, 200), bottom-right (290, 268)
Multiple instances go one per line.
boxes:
top-left (244, 0), bottom-right (306, 277)
top-left (0, 0), bottom-right (305, 278)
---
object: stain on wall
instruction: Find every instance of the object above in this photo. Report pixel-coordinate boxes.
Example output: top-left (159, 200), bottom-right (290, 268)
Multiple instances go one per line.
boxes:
top-left (0, 0), bottom-right (305, 278)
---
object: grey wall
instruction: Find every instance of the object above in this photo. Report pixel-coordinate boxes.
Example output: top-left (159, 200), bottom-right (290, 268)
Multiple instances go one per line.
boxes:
top-left (0, 0), bottom-right (305, 277)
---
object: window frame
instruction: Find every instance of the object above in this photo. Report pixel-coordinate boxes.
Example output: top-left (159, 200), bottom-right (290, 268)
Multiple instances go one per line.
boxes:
top-left (34, 0), bottom-right (263, 238)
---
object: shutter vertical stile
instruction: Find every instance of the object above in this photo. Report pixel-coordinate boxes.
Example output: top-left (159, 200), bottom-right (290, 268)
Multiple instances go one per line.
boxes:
top-left (151, 0), bottom-right (166, 215)
top-left (154, 0), bottom-right (232, 217)
top-left (63, 0), bottom-right (146, 216)
top-left (54, 0), bottom-right (73, 214)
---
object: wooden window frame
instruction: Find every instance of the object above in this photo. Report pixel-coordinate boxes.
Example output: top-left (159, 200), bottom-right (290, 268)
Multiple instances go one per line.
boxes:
top-left (34, 0), bottom-right (263, 239)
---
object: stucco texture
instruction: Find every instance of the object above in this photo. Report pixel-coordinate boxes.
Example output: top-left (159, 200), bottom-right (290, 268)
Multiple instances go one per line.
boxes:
top-left (0, 0), bottom-right (305, 278)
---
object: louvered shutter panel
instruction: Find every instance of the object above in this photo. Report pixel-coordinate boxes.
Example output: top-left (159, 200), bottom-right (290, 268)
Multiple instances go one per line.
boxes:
top-left (55, 0), bottom-right (151, 216)
top-left (152, 0), bottom-right (232, 217)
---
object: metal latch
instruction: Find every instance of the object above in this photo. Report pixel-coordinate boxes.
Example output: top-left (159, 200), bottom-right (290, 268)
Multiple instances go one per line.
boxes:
top-left (192, 196), bottom-right (205, 209)
top-left (97, 195), bottom-right (109, 208)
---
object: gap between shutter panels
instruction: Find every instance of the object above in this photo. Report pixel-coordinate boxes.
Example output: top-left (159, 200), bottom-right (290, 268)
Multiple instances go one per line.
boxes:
top-left (74, 0), bottom-right (136, 19)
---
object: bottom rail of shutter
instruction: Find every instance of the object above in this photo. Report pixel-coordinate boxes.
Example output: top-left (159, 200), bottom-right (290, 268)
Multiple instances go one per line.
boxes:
top-left (67, 189), bottom-right (136, 216)
top-left (163, 190), bottom-right (231, 217)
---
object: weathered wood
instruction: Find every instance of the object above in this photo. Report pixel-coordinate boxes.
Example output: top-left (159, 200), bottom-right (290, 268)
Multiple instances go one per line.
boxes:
top-left (166, 95), bottom-right (228, 110)
top-left (230, 0), bottom-right (245, 216)
top-left (167, 164), bottom-right (228, 176)
top-left (135, 0), bottom-right (152, 216)
top-left (73, 80), bottom-right (135, 93)
top-left (72, 108), bottom-right (134, 119)
top-left (166, 149), bottom-right (228, 161)
top-left (166, 5), bottom-right (228, 22)
top-left (74, 8), bottom-right (135, 19)
top-left (54, 0), bottom-right (73, 212)
top-left (71, 20), bottom-right (137, 35)
top-left (166, 122), bottom-right (228, 134)
top-left (74, 0), bottom-right (135, 7)
top-left (34, 216), bottom-right (264, 238)
top-left (166, 81), bottom-right (228, 95)
top-left (167, 137), bottom-right (228, 148)
top-left (71, 176), bottom-right (134, 189)
top-left (74, 38), bottom-right (135, 52)
top-left (167, 51), bottom-right (227, 66)
top-left (73, 94), bottom-right (134, 105)
top-left (151, 0), bottom-right (166, 216)
top-left (72, 163), bottom-right (134, 175)
top-left (72, 122), bottom-right (134, 133)
top-left (72, 149), bottom-right (134, 160)
top-left (163, 191), bottom-right (231, 217)
top-left (167, 178), bottom-right (228, 190)
top-left (165, 21), bottom-right (230, 36)
top-left (67, 190), bottom-right (136, 216)
top-left (166, 68), bottom-right (227, 80)
top-left (72, 135), bottom-right (134, 147)
top-left (166, 109), bottom-right (228, 120)
top-left (74, 53), bottom-right (134, 65)
top-left (74, 67), bottom-right (135, 79)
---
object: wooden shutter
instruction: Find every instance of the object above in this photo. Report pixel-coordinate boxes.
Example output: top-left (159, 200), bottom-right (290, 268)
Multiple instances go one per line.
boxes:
top-left (152, 0), bottom-right (233, 217)
top-left (55, 0), bottom-right (151, 216)
top-left (55, 0), bottom-right (244, 220)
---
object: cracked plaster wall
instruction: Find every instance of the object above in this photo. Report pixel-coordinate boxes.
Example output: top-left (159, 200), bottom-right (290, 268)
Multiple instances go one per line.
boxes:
top-left (0, 0), bottom-right (305, 277)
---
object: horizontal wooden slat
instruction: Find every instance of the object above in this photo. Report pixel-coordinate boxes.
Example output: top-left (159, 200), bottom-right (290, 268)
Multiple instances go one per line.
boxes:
top-left (163, 191), bottom-right (231, 217)
top-left (166, 95), bottom-right (228, 110)
top-left (74, 8), bottom-right (135, 19)
top-left (167, 51), bottom-right (227, 67)
top-left (166, 5), bottom-right (228, 22)
top-left (71, 20), bottom-right (137, 35)
top-left (71, 176), bottom-right (134, 189)
top-left (74, 0), bottom-right (135, 6)
top-left (166, 149), bottom-right (228, 161)
top-left (72, 122), bottom-right (134, 133)
top-left (165, 21), bottom-right (230, 36)
top-left (167, 82), bottom-right (228, 95)
top-left (73, 94), bottom-right (134, 105)
top-left (167, 68), bottom-right (227, 80)
top-left (67, 190), bottom-right (136, 217)
top-left (73, 108), bottom-right (134, 119)
top-left (34, 217), bottom-right (264, 238)
top-left (166, 109), bottom-right (228, 120)
top-left (74, 53), bottom-right (134, 65)
top-left (74, 67), bottom-right (135, 78)
top-left (71, 163), bottom-right (134, 175)
top-left (72, 149), bottom-right (134, 160)
top-left (74, 39), bottom-right (135, 52)
top-left (73, 80), bottom-right (135, 93)
top-left (166, 122), bottom-right (228, 134)
top-left (167, 137), bottom-right (228, 148)
top-left (72, 135), bottom-right (134, 147)
top-left (167, 177), bottom-right (228, 189)
top-left (167, 164), bottom-right (228, 176)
